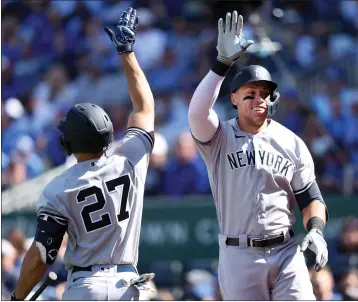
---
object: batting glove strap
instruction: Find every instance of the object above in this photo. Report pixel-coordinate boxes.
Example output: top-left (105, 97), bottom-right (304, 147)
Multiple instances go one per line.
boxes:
top-left (211, 59), bottom-right (233, 76)
top-left (116, 43), bottom-right (133, 54)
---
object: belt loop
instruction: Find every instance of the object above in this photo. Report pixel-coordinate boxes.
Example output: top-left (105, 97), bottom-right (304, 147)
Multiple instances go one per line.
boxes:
top-left (69, 267), bottom-right (74, 279)
top-left (286, 229), bottom-right (293, 241)
top-left (218, 234), bottom-right (228, 248)
top-left (239, 234), bottom-right (248, 247)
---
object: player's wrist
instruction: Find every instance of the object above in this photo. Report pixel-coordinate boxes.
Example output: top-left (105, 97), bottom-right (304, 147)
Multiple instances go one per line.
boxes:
top-left (307, 216), bottom-right (325, 233)
top-left (11, 292), bottom-right (21, 301)
top-left (117, 44), bottom-right (133, 55)
top-left (217, 54), bottom-right (234, 66)
top-left (211, 58), bottom-right (233, 77)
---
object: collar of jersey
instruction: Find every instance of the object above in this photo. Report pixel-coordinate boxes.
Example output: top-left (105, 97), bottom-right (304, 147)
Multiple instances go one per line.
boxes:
top-left (234, 117), bottom-right (275, 137)
top-left (76, 155), bottom-right (106, 167)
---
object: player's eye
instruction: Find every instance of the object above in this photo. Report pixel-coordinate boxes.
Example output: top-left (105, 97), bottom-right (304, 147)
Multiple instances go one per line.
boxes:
top-left (262, 91), bottom-right (270, 98)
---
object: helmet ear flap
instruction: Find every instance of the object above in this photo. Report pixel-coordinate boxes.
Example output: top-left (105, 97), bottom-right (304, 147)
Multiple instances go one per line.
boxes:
top-left (269, 91), bottom-right (280, 116)
top-left (59, 135), bottom-right (73, 156)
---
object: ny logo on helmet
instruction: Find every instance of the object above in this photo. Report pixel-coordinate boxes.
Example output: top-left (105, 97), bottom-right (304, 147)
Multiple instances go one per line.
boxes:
top-left (255, 67), bottom-right (266, 78)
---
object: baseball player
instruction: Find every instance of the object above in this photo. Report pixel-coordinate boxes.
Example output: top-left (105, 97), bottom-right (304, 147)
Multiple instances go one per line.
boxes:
top-left (12, 8), bottom-right (155, 301)
top-left (188, 11), bottom-right (329, 300)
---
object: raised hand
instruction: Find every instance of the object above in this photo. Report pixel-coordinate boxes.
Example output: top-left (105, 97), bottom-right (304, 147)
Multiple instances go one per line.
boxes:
top-left (104, 7), bottom-right (140, 55)
top-left (217, 11), bottom-right (254, 65)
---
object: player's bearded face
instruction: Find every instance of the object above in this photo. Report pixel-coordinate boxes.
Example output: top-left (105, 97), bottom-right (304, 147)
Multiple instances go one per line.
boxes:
top-left (233, 82), bottom-right (271, 126)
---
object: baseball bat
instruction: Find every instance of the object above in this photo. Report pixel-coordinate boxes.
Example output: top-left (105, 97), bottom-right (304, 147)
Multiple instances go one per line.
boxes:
top-left (29, 271), bottom-right (57, 301)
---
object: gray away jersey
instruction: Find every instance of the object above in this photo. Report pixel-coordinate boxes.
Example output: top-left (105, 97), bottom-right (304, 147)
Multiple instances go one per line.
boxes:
top-left (193, 118), bottom-right (315, 237)
top-left (37, 128), bottom-right (153, 269)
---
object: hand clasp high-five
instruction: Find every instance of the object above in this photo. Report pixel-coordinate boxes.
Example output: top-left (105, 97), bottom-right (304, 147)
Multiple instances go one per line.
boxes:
top-left (216, 11), bottom-right (254, 65)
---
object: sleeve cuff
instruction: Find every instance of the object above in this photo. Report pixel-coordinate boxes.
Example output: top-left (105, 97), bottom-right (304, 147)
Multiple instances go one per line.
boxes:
top-left (191, 122), bottom-right (222, 146)
top-left (126, 127), bottom-right (154, 149)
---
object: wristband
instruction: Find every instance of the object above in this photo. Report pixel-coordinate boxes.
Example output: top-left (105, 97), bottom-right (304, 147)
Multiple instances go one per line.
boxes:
top-left (211, 59), bottom-right (233, 77)
top-left (307, 216), bottom-right (325, 233)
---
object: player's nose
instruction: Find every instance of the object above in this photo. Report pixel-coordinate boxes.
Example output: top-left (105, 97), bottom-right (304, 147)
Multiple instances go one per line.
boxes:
top-left (253, 96), bottom-right (265, 104)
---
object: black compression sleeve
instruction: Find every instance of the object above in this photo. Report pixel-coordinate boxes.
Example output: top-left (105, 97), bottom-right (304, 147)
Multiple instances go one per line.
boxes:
top-left (295, 180), bottom-right (324, 211)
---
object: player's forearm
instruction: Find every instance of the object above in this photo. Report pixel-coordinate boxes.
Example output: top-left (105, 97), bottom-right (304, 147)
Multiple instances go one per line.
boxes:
top-left (120, 52), bottom-right (154, 114)
top-left (189, 70), bottom-right (225, 115)
top-left (14, 243), bottom-right (48, 299)
top-left (188, 70), bottom-right (224, 142)
top-left (302, 200), bottom-right (327, 231)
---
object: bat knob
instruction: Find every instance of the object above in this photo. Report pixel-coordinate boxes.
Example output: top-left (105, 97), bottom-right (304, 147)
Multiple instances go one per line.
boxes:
top-left (49, 272), bottom-right (58, 281)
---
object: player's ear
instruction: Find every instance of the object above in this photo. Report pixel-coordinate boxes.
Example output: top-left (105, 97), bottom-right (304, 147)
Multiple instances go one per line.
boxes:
top-left (231, 92), bottom-right (238, 107)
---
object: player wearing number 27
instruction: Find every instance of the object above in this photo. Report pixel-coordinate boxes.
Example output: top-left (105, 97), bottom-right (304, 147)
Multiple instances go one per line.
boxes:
top-left (188, 11), bottom-right (329, 300)
top-left (12, 7), bottom-right (155, 301)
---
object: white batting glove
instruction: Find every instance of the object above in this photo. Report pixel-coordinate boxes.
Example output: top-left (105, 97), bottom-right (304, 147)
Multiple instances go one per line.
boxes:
top-left (300, 229), bottom-right (328, 272)
top-left (217, 11), bottom-right (254, 65)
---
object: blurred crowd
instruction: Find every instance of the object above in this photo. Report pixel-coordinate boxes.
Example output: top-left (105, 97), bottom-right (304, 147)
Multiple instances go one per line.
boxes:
top-left (2, 0), bottom-right (358, 195)
top-left (2, 217), bottom-right (358, 300)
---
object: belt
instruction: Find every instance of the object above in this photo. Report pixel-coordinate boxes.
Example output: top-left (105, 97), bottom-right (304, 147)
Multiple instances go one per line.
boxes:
top-left (72, 264), bottom-right (137, 274)
top-left (226, 229), bottom-right (295, 248)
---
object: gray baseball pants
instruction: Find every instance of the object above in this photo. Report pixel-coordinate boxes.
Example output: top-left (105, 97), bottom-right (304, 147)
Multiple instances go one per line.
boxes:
top-left (218, 233), bottom-right (316, 300)
top-left (62, 264), bottom-right (141, 300)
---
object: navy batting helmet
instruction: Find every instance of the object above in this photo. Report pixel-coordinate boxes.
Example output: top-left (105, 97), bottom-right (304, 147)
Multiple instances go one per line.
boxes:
top-left (230, 65), bottom-right (280, 115)
top-left (58, 103), bottom-right (114, 155)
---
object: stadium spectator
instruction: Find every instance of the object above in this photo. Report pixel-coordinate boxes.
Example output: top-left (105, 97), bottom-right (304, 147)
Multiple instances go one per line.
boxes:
top-left (2, 55), bottom-right (23, 101)
top-left (303, 113), bottom-right (334, 179)
top-left (2, 152), bottom-right (11, 191)
top-left (327, 217), bottom-right (358, 280)
top-left (309, 266), bottom-right (343, 300)
top-left (338, 269), bottom-right (358, 301)
top-left (280, 88), bottom-right (310, 137)
top-left (106, 103), bottom-right (131, 140)
top-left (163, 132), bottom-right (210, 197)
top-left (134, 7), bottom-right (167, 71)
top-left (32, 63), bottom-right (78, 131)
top-left (167, 16), bottom-right (198, 68)
top-left (2, 98), bottom-right (28, 155)
top-left (185, 269), bottom-right (216, 300)
top-left (345, 99), bottom-right (358, 193)
top-left (36, 107), bottom-right (68, 167)
top-left (74, 53), bottom-right (129, 106)
top-left (1, 239), bottom-right (18, 297)
top-left (10, 135), bottom-right (46, 181)
top-left (152, 90), bottom-right (189, 148)
top-left (148, 46), bottom-right (188, 94)
top-left (324, 97), bottom-right (347, 143)
top-left (7, 229), bottom-right (28, 278)
top-left (1, 14), bottom-right (22, 62)
top-left (146, 133), bottom-right (169, 196)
